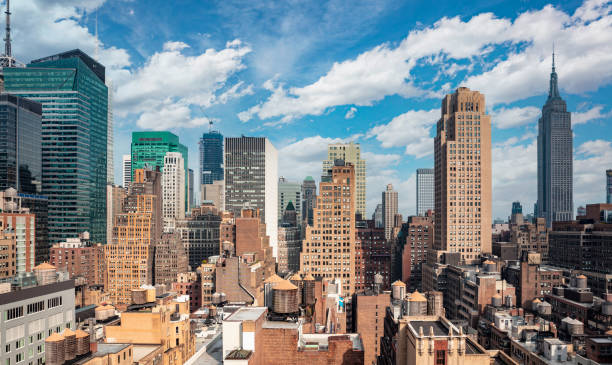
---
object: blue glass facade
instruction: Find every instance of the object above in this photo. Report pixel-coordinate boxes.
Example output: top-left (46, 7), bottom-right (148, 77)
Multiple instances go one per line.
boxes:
top-left (199, 131), bottom-right (223, 185)
top-left (3, 49), bottom-right (108, 244)
top-left (0, 94), bottom-right (42, 194)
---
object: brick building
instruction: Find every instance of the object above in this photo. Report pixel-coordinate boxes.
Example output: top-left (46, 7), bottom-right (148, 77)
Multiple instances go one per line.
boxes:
top-left (300, 160), bottom-right (357, 295)
top-left (394, 212), bottom-right (433, 290)
top-left (174, 203), bottom-right (221, 269)
top-left (105, 168), bottom-right (162, 304)
top-left (352, 290), bottom-right (389, 365)
top-left (434, 87), bottom-right (492, 264)
top-left (222, 307), bottom-right (364, 365)
top-left (548, 204), bottom-right (612, 296)
top-left (503, 252), bottom-right (563, 310)
top-left (0, 222), bottom-right (16, 278)
top-left (172, 272), bottom-right (202, 312)
top-left (153, 232), bottom-right (188, 286)
top-left (509, 213), bottom-right (549, 262)
top-left (355, 219), bottom-right (390, 292)
top-left (50, 234), bottom-right (105, 287)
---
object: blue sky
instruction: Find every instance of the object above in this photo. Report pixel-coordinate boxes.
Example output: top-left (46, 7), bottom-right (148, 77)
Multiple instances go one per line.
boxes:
top-left (9, 0), bottom-right (612, 219)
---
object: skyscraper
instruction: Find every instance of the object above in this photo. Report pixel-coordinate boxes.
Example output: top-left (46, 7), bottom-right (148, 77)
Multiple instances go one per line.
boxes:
top-left (0, 94), bottom-right (42, 194)
top-left (188, 168), bottom-right (194, 208)
top-left (434, 87), bottom-right (492, 264)
top-left (224, 136), bottom-right (278, 256)
top-left (382, 184), bottom-right (398, 240)
top-left (302, 176), bottom-right (317, 226)
top-left (131, 131), bottom-right (188, 210)
top-left (607, 170), bottom-right (612, 204)
top-left (107, 80), bottom-right (114, 184)
top-left (199, 130), bottom-right (224, 184)
top-left (300, 160), bottom-right (357, 295)
top-left (122, 154), bottom-right (131, 188)
top-left (512, 201), bottom-right (523, 215)
top-left (537, 53), bottom-right (573, 226)
top-left (105, 168), bottom-right (161, 304)
top-left (373, 203), bottom-right (383, 228)
top-left (4, 49), bottom-right (108, 244)
top-left (416, 168), bottom-right (434, 216)
top-left (322, 142), bottom-right (366, 217)
top-left (278, 177), bottom-right (302, 225)
top-left (162, 152), bottom-right (185, 231)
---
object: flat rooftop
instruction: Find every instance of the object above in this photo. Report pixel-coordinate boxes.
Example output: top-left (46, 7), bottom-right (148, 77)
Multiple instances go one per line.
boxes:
top-left (94, 343), bottom-right (130, 355)
top-left (132, 345), bottom-right (160, 362)
top-left (300, 333), bottom-right (363, 351)
top-left (225, 307), bottom-right (267, 322)
top-left (409, 320), bottom-right (458, 337)
top-left (262, 320), bottom-right (300, 329)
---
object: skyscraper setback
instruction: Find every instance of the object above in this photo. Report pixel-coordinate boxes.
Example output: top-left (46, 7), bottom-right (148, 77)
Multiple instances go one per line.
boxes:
top-left (224, 136), bottom-right (278, 256)
top-left (4, 50), bottom-right (108, 244)
top-left (537, 53), bottom-right (573, 226)
top-left (300, 160), bottom-right (357, 295)
top-left (434, 87), bottom-right (492, 264)
top-left (416, 168), bottom-right (434, 216)
top-left (322, 142), bottom-right (366, 217)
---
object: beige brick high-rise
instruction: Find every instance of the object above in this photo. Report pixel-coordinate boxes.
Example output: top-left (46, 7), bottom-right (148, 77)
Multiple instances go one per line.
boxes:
top-left (434, 87), bottom-right (491, 264)
top-left (301, 161), bottom-right (356, 295)
top-left (323, 142), bottom-right (366, 217)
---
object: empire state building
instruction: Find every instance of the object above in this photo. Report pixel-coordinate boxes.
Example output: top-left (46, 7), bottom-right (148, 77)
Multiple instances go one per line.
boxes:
top-left (537, 53), bottom-right (573, 226)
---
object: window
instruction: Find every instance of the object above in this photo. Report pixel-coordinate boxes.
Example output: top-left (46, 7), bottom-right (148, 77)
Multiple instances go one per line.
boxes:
top-left (47, 297), bottom-right (62, 309)
top-left (15, 353), bottom-right (23, 363)
top-left (27, 301), bottom-right (44, 314)
top-left (5, 306), bottom-right (24, 320)
top-left (436, 350), bottom-right (446, 365)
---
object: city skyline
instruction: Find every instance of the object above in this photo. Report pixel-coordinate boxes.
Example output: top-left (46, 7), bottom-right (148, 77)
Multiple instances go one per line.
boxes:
top-left (4, 0), bottom-right (612, 221)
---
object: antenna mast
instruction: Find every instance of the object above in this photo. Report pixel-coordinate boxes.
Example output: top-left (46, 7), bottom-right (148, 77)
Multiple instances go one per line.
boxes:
top-left (94, 10), bottom-right (99, 60)
top-left (0, 0), bottom-right (20, 69)
top-left (4, 0), bottom-right (10, 57)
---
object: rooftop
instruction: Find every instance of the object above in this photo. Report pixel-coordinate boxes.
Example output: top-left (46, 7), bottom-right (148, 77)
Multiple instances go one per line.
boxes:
top-left (93, 343), bottom-right (131, 356)
top-left (225, 307), bottom-right (267, 322)
top-left (262, 321), bottom-right (300, 329)
top-left (300, 333), bottom-right (363, 351)
top-left (225, 349), bottom-right (252, 360)
top-left (409, 320), bottom-right (458, 337)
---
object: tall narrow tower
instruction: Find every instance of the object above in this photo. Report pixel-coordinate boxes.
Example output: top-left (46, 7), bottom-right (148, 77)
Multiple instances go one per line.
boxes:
top-left (537, 52), bottom-right (573, 225)
top-left (0, 0), bottom-right (17, 69)
top-left (382, 184), bottom-right (398, 240)
top-left (434, 87), bottom-right (492, 264)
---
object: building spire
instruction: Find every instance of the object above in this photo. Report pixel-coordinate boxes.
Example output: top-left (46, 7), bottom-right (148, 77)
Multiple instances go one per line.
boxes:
top-left (4, 0), bottom-right (11, 58)
top-left (548, 46), bottom-right (560, 99)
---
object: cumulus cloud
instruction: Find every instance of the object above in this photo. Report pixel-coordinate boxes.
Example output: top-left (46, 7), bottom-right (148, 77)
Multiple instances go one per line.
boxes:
top-left (241, 1), bottom-right (612, 123)
top-left (491, 136), bottom-right (612, 219)
top-left (115, 40), bottom-right (252, 128)
top-left (491, 106), bottom-right (541, 129)
top-left (11, 0), bottom-right (130, 76)
top-left (345, 107), bottom-right (357, 119)
top-left (366, 109), bottom-right (438, 158)
top-left (573, 105), bottom-right (610, 125)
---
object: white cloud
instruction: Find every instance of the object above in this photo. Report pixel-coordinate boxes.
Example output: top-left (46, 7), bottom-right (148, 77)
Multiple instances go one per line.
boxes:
top-left (115, 40), bottom-right (252, 129)
top-left (490, 136), bottom-right (612, 219)
top-left (366, 109), bottom-right (438, 158)
top-left (491, 106), bottom-right (541, 129)
top-left (573, 105), bottom-right (610, 125)
top-left (277, 136), bottom-right (350, 183)
top-left (345, 107), bottom-right (357, 119)
top-left (241, 1), bottom-right (612, 123)
top-left (11, 0), bottom-right (131, 76)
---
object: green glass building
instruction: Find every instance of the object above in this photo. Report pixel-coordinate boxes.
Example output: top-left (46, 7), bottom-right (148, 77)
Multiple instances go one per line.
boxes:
top-left (3, 49), bottom-right (108, 244)
top-left (131, 131), bottom-right (188, 209)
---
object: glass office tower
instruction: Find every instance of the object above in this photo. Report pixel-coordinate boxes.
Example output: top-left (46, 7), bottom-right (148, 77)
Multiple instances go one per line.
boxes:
top-left (131, 131), bottom-right (188, 209)
top-left (199, 131), bottom-right (224, 185)
top-left (4, 49), bottom-right (108, 244)
top-left (0, 94), bottom-right (42, 194)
